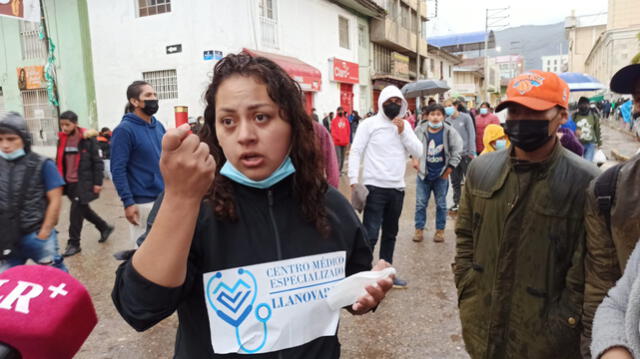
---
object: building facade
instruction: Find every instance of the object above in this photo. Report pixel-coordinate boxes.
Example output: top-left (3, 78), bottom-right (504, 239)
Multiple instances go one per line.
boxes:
top-left (541, 54), bottom-right (569, 73)
top-left (426, 44), bottom-right (461, 100)
top-left (584, 0), bottom-right (640, 88)
top-left (0, 0), bottom-right (97, 156)
top-left (565, 11), bottom-right (607, 73)
top-left (369, 0), bottom-right (428, 112)
top-left (86, 0), bottom-right (376, 130)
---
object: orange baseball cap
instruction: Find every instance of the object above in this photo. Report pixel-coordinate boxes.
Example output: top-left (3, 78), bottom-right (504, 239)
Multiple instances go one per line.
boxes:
top-left (495, 70), bottom-right (570, 112)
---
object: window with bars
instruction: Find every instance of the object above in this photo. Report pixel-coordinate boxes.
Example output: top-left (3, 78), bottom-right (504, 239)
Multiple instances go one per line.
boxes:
top-left (339, 16), bottom-right (350, 49)
top-left (259, 0), bottom-right (278, 48)
top-left (143, 70), bottom-right (178, 100)
top-left (19, 21), bottom-right (47, 60)
top-left (21, 89), bottom-right (58, 147)
top-left (138, 0), bottom-right (171, 17)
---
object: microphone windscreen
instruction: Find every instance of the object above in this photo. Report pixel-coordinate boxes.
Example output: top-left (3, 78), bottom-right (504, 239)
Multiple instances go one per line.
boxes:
top-left (0, 265), bottom-right (98, 359)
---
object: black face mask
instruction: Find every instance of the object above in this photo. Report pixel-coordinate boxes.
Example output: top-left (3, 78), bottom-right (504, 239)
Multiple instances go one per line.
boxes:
top-left (383, 102), bottom-right (401, 119)
top-left (338, 112), bottom-right (343, 117)
top-left (141, 99), bottom-right (159, 116)
top-left (505, 119), bottom-right (553, 152)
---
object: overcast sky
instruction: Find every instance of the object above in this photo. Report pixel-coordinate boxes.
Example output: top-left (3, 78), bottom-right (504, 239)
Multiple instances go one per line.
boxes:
top-left (427, 0), bottom-right (608, 36)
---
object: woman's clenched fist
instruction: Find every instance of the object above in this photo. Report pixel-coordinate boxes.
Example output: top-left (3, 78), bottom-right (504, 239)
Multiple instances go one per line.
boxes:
top-left (160, 124), bottom-right (216, 201)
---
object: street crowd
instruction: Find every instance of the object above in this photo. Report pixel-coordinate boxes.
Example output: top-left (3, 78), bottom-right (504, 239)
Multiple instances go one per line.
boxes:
top-left (1, 51), bottom-right (640, 359)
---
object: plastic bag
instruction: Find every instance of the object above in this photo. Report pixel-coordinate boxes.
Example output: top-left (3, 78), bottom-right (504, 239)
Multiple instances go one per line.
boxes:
top-left (593, 149), bottom-right (607, 165)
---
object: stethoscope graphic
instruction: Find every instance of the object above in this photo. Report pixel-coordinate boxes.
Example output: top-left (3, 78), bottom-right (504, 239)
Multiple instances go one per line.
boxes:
top-left (206, 268), bottom-right (271, 353)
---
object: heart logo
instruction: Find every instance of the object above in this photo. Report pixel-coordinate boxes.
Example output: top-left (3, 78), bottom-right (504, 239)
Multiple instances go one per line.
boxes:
top-left (206, 268), bottom-right (258, 328)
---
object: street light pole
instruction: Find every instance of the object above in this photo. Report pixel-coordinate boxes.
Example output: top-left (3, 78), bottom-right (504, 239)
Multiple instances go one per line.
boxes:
top-left (483, 7), bottom-right (509, 104)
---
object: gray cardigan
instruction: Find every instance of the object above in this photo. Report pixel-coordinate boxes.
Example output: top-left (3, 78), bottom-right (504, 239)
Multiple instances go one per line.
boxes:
top-left (592, 240), bottom-right (640, 358)
top-left (446, 112), bottom-right (476, 156)
top-left (414, 122), bottom-right (463, 180)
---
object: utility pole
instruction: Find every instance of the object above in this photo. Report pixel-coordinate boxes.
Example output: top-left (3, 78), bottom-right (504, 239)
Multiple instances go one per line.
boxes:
top-left (483, 7), bottom-right (509, 103)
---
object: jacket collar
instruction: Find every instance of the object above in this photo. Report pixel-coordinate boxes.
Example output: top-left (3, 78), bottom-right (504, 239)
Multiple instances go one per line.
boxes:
top-left (478, 140), bottom-right (563, 197)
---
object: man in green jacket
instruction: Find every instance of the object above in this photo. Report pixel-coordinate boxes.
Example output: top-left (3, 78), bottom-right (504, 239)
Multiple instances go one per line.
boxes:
top-left (454, 71), bottom-right (600, 359)
top-left (582, 63), bottom-right (640, 359)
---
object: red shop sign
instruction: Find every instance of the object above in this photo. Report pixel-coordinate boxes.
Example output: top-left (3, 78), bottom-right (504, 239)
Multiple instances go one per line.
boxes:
top-left (331, 58), bottom-right (359, 84)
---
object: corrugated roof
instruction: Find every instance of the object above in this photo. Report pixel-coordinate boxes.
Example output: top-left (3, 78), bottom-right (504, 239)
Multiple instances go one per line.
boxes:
top-left (428, 31), bottom-right (489, 47)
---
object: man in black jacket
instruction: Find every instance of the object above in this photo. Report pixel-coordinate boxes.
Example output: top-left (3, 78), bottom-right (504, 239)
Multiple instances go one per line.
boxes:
top-left (56, 111), bottom-right (113, 257)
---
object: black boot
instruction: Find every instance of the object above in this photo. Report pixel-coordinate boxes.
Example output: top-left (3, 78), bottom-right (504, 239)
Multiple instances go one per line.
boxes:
top-left (63, 244), bottom-right (81, 257)
top-left (99, 225), bottom-right (115, 243)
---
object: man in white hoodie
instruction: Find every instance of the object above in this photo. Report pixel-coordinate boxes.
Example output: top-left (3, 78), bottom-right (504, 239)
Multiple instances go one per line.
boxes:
top-left (348, 86), bottom-right (423, 288)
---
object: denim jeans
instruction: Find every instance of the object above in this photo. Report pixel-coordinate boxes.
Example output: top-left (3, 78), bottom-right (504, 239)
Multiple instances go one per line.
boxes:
top-left (415, 176), bottom-right (449, 230)
top-left (0, 230), bottom-right (67, 273)
top-left (583, 142), bottom-right (596, 162)
top-left (362, 185), bottom-right (405, 264)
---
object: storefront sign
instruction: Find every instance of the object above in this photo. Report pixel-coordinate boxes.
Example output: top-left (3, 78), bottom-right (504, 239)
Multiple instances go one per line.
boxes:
top-left (391, 52), bottom-right (410, 77)
top-left (0, 0), bottom-right (40, 22)
top-left (16, 66), bottom-right (45, 90)
top-left (330, 58), bottom-right (359, 84)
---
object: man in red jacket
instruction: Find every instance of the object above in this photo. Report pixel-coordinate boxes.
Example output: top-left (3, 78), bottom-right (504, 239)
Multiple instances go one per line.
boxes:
top-left (57, 111), bottom-right (113, 257)
top-left (331, 106), bottom-right (350, 173)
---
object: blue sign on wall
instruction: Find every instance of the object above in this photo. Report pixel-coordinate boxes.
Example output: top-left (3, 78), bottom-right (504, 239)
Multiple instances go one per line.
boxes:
top-left (204, 50), bottom-right (224, 61)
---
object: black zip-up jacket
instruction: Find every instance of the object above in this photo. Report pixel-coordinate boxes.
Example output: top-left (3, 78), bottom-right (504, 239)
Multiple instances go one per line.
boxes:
top-left (112, 176), bottom-right (373, 358)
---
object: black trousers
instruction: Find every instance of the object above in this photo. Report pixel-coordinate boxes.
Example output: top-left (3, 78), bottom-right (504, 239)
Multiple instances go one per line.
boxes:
top-left (362, 185), bottom-right (404, 264)
top-left (451, 155), bottom-right (472, 206)
top-left (66, 183), bottom-right (108, 246)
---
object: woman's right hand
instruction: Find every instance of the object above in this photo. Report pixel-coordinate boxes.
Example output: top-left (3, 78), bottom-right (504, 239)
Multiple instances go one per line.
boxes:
top-left (160, 124), bottom-right (216, 201)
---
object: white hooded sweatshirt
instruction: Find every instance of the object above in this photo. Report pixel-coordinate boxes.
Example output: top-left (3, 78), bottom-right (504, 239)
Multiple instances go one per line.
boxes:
top-left (348, 86), bottom-right (423, 188)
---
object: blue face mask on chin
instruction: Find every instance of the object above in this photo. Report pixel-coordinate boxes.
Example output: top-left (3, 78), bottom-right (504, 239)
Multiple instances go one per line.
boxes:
top-left (0, 148), bottom-right (26, 161)
top-left (220, 156), bottom-right (296, 189)
top-left (428, 121), bottom-right (444, 129)
top-left (494, 139), bottom-right (507, 150)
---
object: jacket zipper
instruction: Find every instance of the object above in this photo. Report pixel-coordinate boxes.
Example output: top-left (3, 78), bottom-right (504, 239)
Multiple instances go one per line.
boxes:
top-left (267, 190), bottom-right (283, 260)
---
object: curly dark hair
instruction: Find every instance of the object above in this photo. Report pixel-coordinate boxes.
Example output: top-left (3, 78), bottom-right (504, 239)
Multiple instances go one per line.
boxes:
top-left (199, 52), bottom-right (330, 236)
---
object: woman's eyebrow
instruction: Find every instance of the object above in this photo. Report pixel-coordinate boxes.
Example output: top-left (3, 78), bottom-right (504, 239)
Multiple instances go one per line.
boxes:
top-left (218, 103), bottom-right (273, 113)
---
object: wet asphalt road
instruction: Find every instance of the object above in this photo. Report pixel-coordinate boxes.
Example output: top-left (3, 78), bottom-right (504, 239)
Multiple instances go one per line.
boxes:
top-left (56, 123), bottom-right (638, 358)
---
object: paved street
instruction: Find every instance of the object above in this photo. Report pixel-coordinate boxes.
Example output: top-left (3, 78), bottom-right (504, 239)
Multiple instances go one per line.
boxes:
top-left (55, 124), bottom-right (638, 358)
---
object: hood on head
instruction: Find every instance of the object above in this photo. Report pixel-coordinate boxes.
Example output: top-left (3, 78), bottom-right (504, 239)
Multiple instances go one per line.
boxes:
top-left (0, 111), bottom-right (31, 151)
top-left (377, 86), bottom-right (408, 120)
top-left (483, 124), bottom-right (509, 150)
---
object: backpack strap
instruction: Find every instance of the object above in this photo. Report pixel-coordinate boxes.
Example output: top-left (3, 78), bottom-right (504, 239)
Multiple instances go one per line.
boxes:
top-left (594, 163), bottom-right (623, 231)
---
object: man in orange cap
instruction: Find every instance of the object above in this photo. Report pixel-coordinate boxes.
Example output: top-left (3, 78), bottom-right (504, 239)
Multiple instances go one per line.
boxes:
top-left (454, 70), bottom-right (600, 358)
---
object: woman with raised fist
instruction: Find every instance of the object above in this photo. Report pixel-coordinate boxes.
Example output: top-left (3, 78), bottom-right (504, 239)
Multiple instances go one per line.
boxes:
top-left (112, 52), bottom-right (393, 358)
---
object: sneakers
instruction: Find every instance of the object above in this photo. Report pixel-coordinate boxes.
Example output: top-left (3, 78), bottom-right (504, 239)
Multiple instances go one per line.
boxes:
top-left (62, 244), bottom-right (81, 257)
top-left (433, 229), bottom-right (445, 243)
top-left (449, 204), bottom-right (459, 212)
top-left (412, 229), bottom-right (424, 242)
top-left (392, 278), bottom-right (408, 289)
top-left (99, 225), bottom-right (115, 243)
